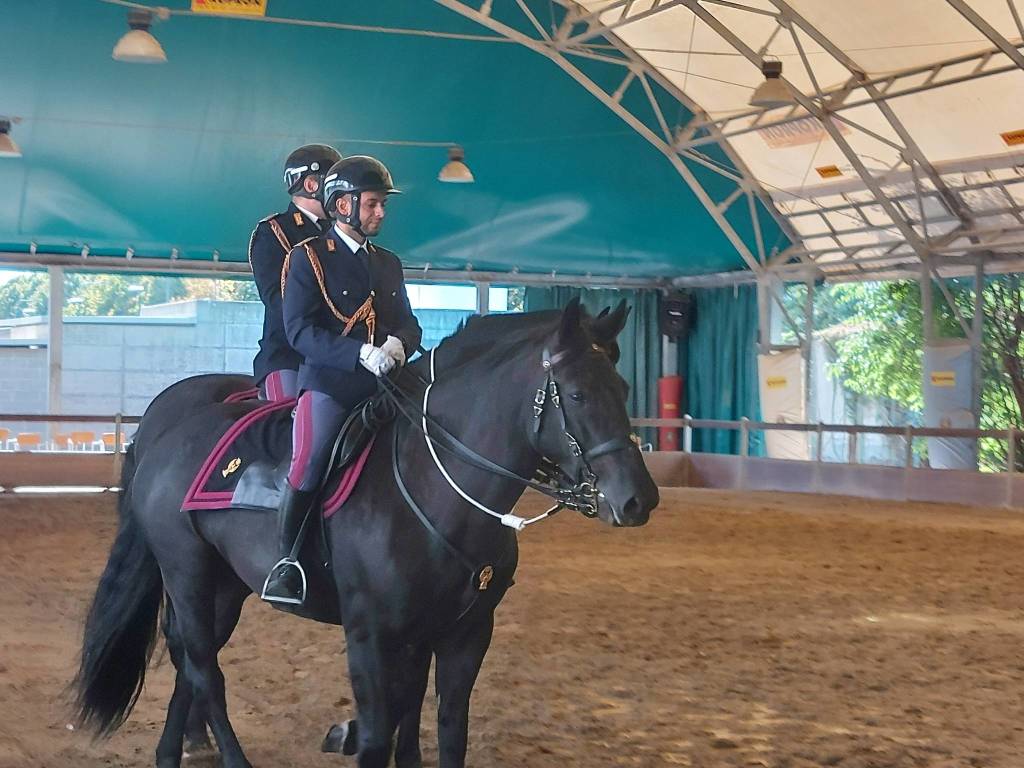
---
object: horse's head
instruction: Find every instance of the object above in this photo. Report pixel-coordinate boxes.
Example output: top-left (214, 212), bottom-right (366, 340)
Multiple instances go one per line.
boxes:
top-left (532, 298), bottom-right (659, 527)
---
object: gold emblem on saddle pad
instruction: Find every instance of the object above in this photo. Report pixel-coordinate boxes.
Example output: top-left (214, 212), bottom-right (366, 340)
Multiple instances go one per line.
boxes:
top-left (222, 457), bottom-right (242, 478)
top-left (478, 565), bottom-right (494, 591)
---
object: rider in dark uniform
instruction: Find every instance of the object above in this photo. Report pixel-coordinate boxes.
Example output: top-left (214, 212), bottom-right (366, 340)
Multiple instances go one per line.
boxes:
top-left (262, 155), bottom-right (422, 605)
top-left (249, 144), bottom-right (342, 400)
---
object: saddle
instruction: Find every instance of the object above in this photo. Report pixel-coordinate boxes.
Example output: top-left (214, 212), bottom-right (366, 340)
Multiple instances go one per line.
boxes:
top-left (180, 392), bottom-right (394, 517)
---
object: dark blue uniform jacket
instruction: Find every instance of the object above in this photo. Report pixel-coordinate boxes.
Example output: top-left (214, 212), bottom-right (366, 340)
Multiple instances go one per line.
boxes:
top-left (282, 226), bottom-right (422, 405)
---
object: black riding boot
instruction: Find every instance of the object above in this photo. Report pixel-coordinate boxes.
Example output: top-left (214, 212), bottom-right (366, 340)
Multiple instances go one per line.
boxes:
top-left (261, 483), bottom-right (315, 605)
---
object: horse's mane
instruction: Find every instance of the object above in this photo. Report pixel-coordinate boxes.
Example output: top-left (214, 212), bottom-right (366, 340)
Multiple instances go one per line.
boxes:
top-left (414, 310), bottom-right (562, 373)
top-left (446, 310), bottom-right (561, 350)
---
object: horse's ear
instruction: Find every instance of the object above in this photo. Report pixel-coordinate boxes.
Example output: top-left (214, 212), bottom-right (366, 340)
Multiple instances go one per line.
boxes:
top-left (559, 297), bottom-right (586, 348)
top-left (591, 299), bottom-right (630, 342)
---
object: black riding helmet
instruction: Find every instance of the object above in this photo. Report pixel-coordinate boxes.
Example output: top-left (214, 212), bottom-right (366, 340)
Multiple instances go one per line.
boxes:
top-left (322, 156), bottom-right (401, 234)
top-left (283, 144), bottom-right (343, 200)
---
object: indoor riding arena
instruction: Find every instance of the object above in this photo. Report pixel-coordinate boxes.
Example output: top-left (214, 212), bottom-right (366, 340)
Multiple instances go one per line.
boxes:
top-left (3, 3), bottom-right (1024, 768)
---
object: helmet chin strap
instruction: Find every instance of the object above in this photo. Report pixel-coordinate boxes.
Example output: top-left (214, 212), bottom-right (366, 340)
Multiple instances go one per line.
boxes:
top-left (336, 191), bottom-right (367, 237)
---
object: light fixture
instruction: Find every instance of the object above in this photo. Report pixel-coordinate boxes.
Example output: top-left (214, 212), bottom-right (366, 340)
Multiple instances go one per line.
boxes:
top-left (749, 59), bottom-right (797, 109)
top-left (438, 145), bottom-right (474, 183)
top-left (0, 120), bottom-right (21, 158)
top-left (112, 9), bottom-right (168, 64)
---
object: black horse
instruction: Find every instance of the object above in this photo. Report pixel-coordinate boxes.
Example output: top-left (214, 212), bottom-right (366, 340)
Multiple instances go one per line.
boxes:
top-left (123, 305), bottom-right (628, 760)
top-left (74, 300), bottom-right (658, 768)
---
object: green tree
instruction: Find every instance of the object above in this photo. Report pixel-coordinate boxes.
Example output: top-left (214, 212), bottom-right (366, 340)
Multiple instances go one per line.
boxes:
top-left (66, 274), bottom-right (189, 316)
top-left (0, 272), bottom-right (53, 318)
top-left (0, 271), bottom-right (259, 321)
top-left (819, 277), bottom-right (1024, 471)
top-left (182, 277), bottom-right (259, 302)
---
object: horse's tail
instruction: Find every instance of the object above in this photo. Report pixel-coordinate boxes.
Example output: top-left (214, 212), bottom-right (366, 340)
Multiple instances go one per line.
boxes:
top-left (116, 441), bottom-right (137, 522)
top-left (73, 496), bottom-right (163, 738)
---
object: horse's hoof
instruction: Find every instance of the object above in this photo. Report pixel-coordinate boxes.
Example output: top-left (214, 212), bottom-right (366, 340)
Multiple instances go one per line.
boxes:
top-left (321, 719), bottom-right (359, 755)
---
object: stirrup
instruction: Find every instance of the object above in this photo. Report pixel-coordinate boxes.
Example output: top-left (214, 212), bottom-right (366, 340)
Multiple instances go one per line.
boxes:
top-left (260, 557), bottom-right (308, 606)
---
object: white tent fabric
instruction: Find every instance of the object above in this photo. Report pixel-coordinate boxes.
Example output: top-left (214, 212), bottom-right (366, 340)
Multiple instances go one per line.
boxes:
top-left (577, 0), bottom-right (1024, 277)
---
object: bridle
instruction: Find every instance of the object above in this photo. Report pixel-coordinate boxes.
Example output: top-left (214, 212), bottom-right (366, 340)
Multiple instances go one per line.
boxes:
top-left (377, 345), bottom-right (637, 530)
top-left (528, 346), bottom-right (636, 520)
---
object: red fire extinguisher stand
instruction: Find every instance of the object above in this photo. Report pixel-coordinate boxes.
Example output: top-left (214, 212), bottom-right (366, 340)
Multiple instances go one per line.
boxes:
top-left (658, 375), bottom-right (682, 450)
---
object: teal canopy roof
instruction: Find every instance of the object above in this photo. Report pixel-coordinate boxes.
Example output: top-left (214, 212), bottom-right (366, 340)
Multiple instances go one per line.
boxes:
top-left (1, 1), bottom-right (787, 280)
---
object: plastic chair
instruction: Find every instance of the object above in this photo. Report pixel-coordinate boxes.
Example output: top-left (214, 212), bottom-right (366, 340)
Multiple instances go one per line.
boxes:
top-left (0, 428), bottom-right (9, 450)
top-left (16, 432), bottom-right (42, 451)
top-left (70, 430), bottom-right (96, 450)
top-left (52, 432), bottom-right (73, 450)
top-left (101, 432), bottom-right (117, 452)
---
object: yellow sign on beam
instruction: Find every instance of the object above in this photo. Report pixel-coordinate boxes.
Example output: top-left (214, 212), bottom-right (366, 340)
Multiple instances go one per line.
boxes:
top-left (191, 0), bottom-right (268, 16)
top-left (1002, 129), bottom-right (1024, 147)
top-left (930, 371), bottom-right (956, 387)
top-left (766, 376), bottom-right (788, 390)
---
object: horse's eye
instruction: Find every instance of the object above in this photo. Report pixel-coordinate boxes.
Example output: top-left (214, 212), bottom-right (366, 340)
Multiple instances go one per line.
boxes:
top-left (569, 392), bottom-right (586, 403)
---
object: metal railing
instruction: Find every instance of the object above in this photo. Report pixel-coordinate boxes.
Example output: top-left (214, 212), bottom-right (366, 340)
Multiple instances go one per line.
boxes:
top-left (630, 416), bottom-right (1019, 473)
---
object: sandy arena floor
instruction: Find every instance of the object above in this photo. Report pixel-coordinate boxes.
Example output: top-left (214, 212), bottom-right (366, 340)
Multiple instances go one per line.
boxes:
top-left (1, 488), bottom-right (1023, 767)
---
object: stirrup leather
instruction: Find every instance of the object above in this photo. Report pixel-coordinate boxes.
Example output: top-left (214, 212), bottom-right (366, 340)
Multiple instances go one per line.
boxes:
top-left (260, 556), bottom-right (308, 606)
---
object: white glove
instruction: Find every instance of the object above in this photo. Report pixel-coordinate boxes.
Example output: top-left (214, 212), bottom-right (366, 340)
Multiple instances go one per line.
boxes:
top-left (381, 335), bottom-right (406, 367)
top-left (359, 344), bottom-right (396, 377)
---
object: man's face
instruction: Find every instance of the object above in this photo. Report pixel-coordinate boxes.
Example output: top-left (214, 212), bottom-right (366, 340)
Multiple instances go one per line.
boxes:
top-left (358, 191), bottom-right (388, 237)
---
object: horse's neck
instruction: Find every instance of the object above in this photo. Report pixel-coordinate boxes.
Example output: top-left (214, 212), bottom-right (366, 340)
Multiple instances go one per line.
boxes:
top-left (412, 349), bottom-right (540, 521)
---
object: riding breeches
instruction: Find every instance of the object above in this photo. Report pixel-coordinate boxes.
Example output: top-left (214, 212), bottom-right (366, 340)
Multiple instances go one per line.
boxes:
top-left (259, 369), bottom-right (299, 401)
top-left (287, 390), bottom-right (349, 492)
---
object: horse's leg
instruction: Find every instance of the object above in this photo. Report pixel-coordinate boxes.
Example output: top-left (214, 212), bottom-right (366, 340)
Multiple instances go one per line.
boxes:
top-left (156, 579), bottom-right (249, 767)
top-left (182, 700), bottom-right (211, 757)
top-left (163, 556), bottom-right (252, 768)
top-left (394, 645), bottom-right (432, 768)
top-left (322, 645), bottom-right (431, 766)
top-left (433, 614), bottom-right (495, 768)
top-left (154, 602), bottom-right (202, 768)
top-left (345, 625), bottom-right (405, 768)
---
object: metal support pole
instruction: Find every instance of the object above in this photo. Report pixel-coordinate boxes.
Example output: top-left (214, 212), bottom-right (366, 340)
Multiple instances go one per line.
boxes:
top-left (738, 417), bottom-right (750, 490)
top-left (903, 425), bottom-right (915, 500)
top-left (813, 421), bottom-right (824, 493)
top-left (756, 275), bottom-right (771, 354)
top-left (971, 261), bottom-right (985, 418)
top-left (803, 277), bottom-right (815, 423)
top-left (920, 264), bottom-right (935, 346)
top-left (848, 431), bottom-right (858, 465)
top-left (1006, 427), bottom-right (1016, 507)
top-left (475, 281), bottom-right (490, 315)
top-left (112, 413), bottom-right (123, 485)
top-left (683, 414), bottom-right (693, 453)
top-left (47, 267), bottom-right (64, 424)
top-left (662, 335), bottom-right (678, 377)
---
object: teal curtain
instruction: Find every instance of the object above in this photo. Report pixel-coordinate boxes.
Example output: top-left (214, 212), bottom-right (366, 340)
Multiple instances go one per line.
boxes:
top-left (681, 285), bottom-right (763, 455)
top-left (525, 287), bottom-right (660, 426)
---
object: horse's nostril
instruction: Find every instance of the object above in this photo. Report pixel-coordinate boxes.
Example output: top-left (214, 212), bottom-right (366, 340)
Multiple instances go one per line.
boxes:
top-left (623, 495), bottom-right (641, 519)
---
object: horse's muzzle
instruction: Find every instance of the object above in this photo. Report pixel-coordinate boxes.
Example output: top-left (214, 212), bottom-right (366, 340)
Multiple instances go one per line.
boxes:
top-left (600, 482), bottom-right (658, 527)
